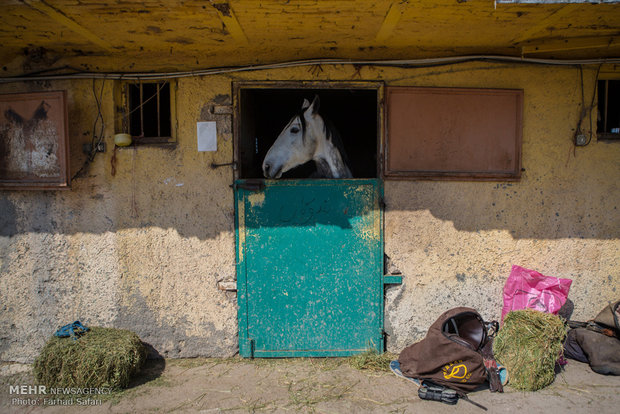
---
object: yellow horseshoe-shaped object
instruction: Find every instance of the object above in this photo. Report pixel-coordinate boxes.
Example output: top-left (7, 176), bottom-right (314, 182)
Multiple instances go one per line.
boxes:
top-left (444, 364), bottom-right (468, 380)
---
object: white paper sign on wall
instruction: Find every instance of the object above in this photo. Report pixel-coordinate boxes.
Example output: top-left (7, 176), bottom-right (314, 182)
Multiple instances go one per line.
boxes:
top-left (197, 121), bottom-right (217, 152)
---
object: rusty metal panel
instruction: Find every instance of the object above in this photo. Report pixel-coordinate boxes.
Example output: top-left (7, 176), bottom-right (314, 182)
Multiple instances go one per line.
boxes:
top-left (0, 91), bottom-right (70, 190)
top-left (385, 87), bottom-right (523, 180)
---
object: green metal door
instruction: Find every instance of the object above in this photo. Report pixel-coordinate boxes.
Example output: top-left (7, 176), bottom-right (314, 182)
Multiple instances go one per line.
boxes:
top-left (235, 179), bottom-right (384, 357)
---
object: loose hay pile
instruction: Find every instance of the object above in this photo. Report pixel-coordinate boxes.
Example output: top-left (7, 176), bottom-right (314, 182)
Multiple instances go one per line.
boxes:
top-left (349, 349), bottom-right (396, 372)
top-left (34, 327), bottom-right (147, 390)
top-left (494, 309), bottom-right (567, 391)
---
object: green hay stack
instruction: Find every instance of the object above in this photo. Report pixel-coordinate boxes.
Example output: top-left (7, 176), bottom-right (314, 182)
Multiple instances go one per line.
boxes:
top-left (494, 309), bottom-right (567, 391)
top-left (34, 327), bottom-right (147, 390)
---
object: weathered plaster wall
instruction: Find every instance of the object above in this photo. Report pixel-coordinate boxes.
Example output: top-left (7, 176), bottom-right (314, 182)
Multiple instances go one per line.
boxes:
top-left (380, 63), bottom-right (620, 351)
top-left (0, 62), bottom-right (618, 362)
top-left (0, 77), bottom-right (238, 362)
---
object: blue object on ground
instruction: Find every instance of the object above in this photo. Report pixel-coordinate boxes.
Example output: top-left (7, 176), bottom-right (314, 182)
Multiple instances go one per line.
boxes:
top-left (390, 360), bottom-right (422, 387)
top-left (54, 321), bottom-right (89, 340)
top-left (498, 363), bottom-right (509, 386)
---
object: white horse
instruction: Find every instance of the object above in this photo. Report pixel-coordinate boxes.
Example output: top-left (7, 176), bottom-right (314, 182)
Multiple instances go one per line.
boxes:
top-left (262, 96), bottom-right (352, 179)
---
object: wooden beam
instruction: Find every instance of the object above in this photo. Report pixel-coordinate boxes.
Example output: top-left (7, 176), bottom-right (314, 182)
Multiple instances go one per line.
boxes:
top-left (375, 2), bottom-right (404, 43)
top-left (522, 36), bottom-right (620, 55)
top-left (600, 64), bottom-right (620, 80)
top-left (210, 1), bottom-right (248, 45)
top-left (512, 5), bottom-right (575, 44)
top-left (22, 0), bottom-right (114, 52)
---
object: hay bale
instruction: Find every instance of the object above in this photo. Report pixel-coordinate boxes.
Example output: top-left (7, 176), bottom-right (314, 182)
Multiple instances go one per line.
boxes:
top-left (34, 327), bottom-right (147, 389)
top-left (494, 309), bottom-right (567, 391)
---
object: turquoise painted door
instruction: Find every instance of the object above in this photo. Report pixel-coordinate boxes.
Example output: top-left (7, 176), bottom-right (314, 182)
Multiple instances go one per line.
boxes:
top-left (235, 179), bottom-right (384, 357)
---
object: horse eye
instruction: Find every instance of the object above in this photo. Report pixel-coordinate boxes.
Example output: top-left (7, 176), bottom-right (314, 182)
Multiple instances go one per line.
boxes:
top-left (290, 127), bottom-right (300, 134)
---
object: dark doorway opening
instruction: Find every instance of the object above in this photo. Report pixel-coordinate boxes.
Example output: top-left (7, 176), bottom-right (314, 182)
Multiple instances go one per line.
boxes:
top-left (236, 86), bottom-right (379, 179)
top-left (597, 79), bottom-right (620, 141)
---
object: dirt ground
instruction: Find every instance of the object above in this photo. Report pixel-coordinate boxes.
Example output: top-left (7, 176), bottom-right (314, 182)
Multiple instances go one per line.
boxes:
top-left (1, 357), bottom-right (619, 414)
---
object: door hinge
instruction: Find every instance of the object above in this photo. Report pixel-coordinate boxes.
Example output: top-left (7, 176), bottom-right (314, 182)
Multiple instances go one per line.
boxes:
top-left (383, 275), bottom-right (403, 285)
top-left (248, 338), bottom-right (255, 358)
top-left (380, 196), bottom-right (386, 210)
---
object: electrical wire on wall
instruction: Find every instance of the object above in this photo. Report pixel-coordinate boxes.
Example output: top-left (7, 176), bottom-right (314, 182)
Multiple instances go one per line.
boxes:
top-left (573, 64), bottom-right (602, 149)
top-left (1, 55), bottom-right (619, 84)
top-left (72, 77), bottom-right (106, 181)
top-left (70, 79), bottom-right (168, 181)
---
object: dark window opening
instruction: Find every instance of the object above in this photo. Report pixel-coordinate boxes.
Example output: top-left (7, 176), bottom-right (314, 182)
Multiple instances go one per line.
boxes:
top-left (128, 82), bottom-right (172, 141)
top-left (237, 87), bottom-right (379, 179)
top-left (598, 80), bottom-right (620, 141)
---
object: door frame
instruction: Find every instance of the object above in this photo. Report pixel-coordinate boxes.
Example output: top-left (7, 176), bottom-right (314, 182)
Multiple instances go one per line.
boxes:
top-left (232, 81), bottom-right (387, 357)
top-left (232, 80), bottom-right (385, 180)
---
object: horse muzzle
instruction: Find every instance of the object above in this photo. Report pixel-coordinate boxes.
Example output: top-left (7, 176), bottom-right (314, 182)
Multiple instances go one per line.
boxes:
top-left (262, 161), bottom-right (283, 179)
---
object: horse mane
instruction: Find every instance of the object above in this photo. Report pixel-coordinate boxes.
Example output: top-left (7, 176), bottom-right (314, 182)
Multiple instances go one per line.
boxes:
top-left (322, 116), bottom-right (351, 172)
top-left (293, 105), bottom-right (351, 173)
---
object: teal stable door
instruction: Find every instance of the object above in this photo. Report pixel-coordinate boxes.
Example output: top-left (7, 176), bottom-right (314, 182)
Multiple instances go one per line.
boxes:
top-left (235, 179), bottom-right (385, 357)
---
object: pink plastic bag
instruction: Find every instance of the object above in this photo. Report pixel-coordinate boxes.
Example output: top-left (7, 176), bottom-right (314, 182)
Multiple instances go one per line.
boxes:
top-left (501, 265), bottom-right (572, 322)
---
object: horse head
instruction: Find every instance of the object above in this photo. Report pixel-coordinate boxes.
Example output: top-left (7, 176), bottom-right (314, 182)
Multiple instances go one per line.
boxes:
top-left (262, 95), bottom-right (351, 179)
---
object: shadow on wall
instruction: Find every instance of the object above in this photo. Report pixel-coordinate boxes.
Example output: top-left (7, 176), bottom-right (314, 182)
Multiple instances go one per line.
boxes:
top-left (385, 178), bottom-right (620, 240)
top-left (115, 291), bottom-right (237, 359)
top-left (1, 175), bottom-right (619, 241)
top-left (0, 170), bottom-right (237, 241)
top-left (0, 92), bottom-right (618, 241)
top-left (1, 169), bottom-right (620, 240)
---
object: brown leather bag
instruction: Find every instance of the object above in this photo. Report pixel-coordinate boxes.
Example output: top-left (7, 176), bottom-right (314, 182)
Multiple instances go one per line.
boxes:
top-left (565, 300), bottom-right (620, 375)
top-left (398, 307), bottom-right (490, 393)
top-left (594, 300), bottom-right (620, 333)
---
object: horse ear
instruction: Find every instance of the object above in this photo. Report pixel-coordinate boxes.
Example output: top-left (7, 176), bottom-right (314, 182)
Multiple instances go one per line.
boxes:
top-left (303, 95), bottom-right (320, 117)
top-left (310, 95), bottom-right (320, 114)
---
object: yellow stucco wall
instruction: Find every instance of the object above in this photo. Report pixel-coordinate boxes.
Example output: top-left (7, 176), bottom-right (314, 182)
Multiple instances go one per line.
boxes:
top-left (0, 61), bottom-right (618, 361)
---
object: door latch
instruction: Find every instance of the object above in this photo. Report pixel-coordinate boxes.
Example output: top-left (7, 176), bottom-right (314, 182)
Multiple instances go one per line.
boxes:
top-left (233, 180), bottom-right (265, 192)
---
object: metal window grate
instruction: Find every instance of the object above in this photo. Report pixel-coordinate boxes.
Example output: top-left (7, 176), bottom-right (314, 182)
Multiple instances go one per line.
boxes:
top-left (128, 82), bottom-right (172, 140)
